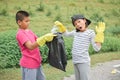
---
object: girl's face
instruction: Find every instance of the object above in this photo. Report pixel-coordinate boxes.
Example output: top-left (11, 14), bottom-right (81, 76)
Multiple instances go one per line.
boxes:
top-left (18, 17), bottom-right (30, 30)
top-left (74, 19), bottom-right (87, 32)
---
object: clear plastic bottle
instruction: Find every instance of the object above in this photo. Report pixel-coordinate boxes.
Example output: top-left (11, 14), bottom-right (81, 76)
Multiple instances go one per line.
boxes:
top-left (51, 25), bottom-right (59, 33)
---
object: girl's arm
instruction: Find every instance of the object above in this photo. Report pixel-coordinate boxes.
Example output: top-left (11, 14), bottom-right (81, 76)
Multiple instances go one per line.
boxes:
top-left (91, 22), bottom-right (105, 52)
top-left (91, 31), bottom-right (101, 52)
top-left (63, 30), bottom-right (75, 37)
top-left (53, 21), bottom-right (75, 37)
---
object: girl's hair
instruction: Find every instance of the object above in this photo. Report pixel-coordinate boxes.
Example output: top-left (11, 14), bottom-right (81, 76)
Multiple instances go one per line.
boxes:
top-left (16, 10), bottom-right (29, 24)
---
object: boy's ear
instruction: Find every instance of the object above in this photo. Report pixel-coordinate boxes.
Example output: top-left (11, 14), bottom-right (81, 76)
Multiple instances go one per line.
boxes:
top-left (17, 20), bottom-right (21, 25)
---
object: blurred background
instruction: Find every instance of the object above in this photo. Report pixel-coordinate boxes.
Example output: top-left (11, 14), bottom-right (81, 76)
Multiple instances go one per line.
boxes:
top-left (0, 0), bottom-right (120, 80)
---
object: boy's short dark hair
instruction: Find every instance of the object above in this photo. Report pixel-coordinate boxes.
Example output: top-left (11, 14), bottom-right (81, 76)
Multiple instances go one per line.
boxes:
top-left (16, 10), bottom-right (29, 24)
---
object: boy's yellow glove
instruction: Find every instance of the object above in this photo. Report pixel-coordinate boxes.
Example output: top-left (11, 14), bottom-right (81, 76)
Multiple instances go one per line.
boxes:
top-left (37, 33), bottom-right (56, 46)
top-left (54, 21), bottom-right (66, 33)
top-left (95, 22), bottom-right (105, 43)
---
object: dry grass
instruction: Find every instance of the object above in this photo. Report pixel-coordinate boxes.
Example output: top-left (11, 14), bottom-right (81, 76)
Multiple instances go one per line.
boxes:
top-left (91, 51), bottom-right (120, 66)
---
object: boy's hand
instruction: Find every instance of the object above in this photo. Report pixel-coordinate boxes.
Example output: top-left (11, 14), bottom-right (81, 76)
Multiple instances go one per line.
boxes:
top-left (95, 22), bottom-right (105, 43)
top-left (54, 21), bottom-right (66, 33)
top-left (37, 33), bottom-right (56, 46)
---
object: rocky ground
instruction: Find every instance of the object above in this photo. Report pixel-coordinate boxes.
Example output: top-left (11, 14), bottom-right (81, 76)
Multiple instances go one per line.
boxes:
top-left (63, 60), bottom-right (120, 80)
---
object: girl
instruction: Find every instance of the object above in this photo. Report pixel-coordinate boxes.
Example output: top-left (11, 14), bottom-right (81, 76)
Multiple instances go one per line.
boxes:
top-left (53, 14), bottom-right (105, 80)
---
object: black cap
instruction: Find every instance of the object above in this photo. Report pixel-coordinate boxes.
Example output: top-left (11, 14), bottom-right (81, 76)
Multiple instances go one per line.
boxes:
top-left (71, 14), bottom-right (91, 26)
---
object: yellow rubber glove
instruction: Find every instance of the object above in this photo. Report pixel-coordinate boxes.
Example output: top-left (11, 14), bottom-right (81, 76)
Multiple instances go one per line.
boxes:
top-left (54, 21), bottom-right (66, 33)
top-left (95, 22), bottom-right (105, 43)
top-left (37, 33), bottom-right (56, 46)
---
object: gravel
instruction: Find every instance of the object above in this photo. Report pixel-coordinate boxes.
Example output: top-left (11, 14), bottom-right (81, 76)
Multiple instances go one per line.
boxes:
top-left (63, 60), bottom-right (120, 80)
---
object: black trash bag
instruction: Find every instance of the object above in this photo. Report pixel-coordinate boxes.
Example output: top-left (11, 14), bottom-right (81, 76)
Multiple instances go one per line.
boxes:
top-left (46, 32), bottom-right (67, 72)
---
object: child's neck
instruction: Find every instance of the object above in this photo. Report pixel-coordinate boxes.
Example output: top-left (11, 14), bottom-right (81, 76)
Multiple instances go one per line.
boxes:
top-left (79, 28), bottom-right (87, 32)
top-left (19, 27), bottom-right (29, 31)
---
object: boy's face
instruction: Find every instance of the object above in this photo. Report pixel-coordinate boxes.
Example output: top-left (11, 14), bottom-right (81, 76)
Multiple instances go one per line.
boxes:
top-left (18, 17), bottom-right (30, 30)
top-left (74, 19), bottom-right (87, 32)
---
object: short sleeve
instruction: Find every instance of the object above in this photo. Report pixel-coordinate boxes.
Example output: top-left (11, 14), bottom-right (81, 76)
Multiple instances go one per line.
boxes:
top-left (16, 31), bottom-right (29, 46)
top-left (29, 30), bottom-right (38, 40)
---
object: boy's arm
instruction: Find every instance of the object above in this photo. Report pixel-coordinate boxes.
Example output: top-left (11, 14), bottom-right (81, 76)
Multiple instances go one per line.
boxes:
top-left (24, 41), bottom-right (39, 50)
top-left (24, 33), bottom-right (56, 50)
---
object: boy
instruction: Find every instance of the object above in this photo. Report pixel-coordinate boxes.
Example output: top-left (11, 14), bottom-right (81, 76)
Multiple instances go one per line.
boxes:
top-left (53, 14), bottom-right (105, 80)
top-left (16, 10), bottom-right (55, 80)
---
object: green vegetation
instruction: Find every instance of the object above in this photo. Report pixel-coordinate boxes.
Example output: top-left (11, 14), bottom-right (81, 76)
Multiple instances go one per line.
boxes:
top-left (0, 0), bottom-right (120, 32)
top-left (0, 28), bottom-right (120, 68)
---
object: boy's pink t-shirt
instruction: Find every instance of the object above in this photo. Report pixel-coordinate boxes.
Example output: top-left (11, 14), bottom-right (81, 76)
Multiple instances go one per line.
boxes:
top-left (16, 29), bottom-right (42, 68)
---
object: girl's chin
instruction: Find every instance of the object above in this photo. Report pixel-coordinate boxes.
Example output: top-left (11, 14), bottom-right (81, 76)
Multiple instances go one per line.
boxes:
top-left (76, 28), bottom-right (86, 32)
top-left (79, 29), bottom-right (86, 32)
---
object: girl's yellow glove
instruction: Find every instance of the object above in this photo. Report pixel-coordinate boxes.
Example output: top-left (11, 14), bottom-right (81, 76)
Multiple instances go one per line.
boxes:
top-left (37, 33), bottom-right (56, 46)
top-left (95, 22), bottom-right (105, 43)
top-left (54, 21), bottom-right (66, 33)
